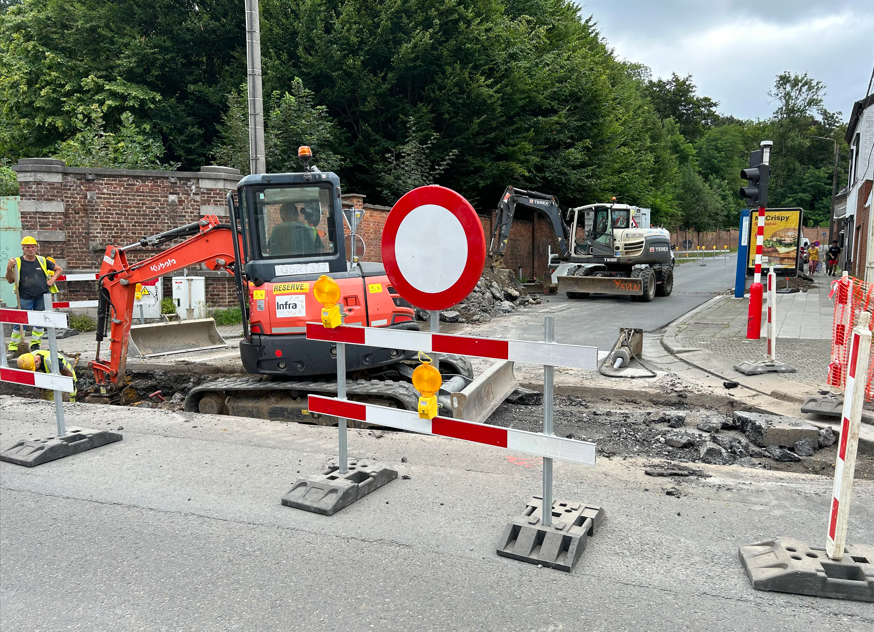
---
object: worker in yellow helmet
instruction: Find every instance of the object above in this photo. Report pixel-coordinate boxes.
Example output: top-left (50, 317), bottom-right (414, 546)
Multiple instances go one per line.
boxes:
top-left (4, 235), bottom-right (63, 354)
top-left (17, 351), bottom-right (78, 402)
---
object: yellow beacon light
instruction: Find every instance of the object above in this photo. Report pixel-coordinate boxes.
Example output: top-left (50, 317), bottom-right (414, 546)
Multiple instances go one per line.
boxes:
top-left (412, 354), bottom-right (442, 420)
top-left (314, 275), bottom-right (342, 328)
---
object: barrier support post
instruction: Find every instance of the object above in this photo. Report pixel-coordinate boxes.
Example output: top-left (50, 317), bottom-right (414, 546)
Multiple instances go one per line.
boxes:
top-left (0, 322), bottom-right (7, 368)
top-left (767, 267), bottom-right (776, 361)
top-left (337, 340), bottom-right (347, 475)
top-left (827, 311), bottom-right (872, 560)
top-left (542, 316), bottom-right (554, 528)
top-left (430, 310), bottom-right (440, 371)
top-left (43, 293), bottom-right (66, 436)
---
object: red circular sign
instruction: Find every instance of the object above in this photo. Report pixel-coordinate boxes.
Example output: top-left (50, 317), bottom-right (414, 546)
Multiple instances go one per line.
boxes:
top-left (381, 186), bottom-right (485, 311)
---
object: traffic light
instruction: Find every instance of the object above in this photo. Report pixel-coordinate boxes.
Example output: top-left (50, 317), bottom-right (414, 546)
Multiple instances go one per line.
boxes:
top-left (739, 149), bottom-right (770, 207)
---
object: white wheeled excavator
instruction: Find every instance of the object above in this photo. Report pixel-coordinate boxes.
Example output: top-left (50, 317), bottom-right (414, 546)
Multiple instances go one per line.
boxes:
top-left (489, 186), bottom-right (674, 301)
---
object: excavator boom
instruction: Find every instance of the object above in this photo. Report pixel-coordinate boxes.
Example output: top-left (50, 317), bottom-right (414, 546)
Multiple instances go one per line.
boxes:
top-left (89, 216), bottom-right (240, 393)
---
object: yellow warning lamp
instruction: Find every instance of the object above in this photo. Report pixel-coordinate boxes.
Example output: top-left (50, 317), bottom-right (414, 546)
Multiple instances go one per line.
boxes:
top-left (298, 145), bottom-right (313, 171)
top-left (412, 353), bottom-right (442, 420)
top-left (314, 274), bottom-right (342, 328)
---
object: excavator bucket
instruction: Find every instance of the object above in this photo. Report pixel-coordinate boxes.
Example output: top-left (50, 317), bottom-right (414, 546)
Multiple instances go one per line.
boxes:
top-left (558, 275), bottom-right (642, 296)
top-left (128, 318), bottom-right (228, 357)
top-left (448, 360), bottom-right (517, 424)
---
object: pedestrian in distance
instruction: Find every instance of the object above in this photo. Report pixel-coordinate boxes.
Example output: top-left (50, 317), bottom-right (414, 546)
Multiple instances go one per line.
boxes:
top-left (16, 351), bottom-right (78, 402)
top-left (827, 240), bottom-right (841, 276)
top-left (808, 240), bottom-right (819, 275)
top-left (3, 236), bottom-right (63, 354)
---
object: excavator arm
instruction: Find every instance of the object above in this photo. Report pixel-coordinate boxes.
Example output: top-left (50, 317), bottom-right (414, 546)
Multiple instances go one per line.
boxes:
top-left (89, 215), bottom-right (241, 394)
top-left (488, 186), bottom-right (570, 270)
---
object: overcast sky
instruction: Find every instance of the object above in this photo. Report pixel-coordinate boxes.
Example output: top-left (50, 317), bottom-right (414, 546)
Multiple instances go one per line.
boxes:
top-left (577, 0), bottom-right (874, 122)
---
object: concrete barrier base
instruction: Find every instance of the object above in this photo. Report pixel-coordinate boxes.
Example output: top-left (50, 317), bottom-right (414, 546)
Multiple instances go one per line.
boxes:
top-left (0, 427), bottom-right (123, 467)
top-left (739, 537), bottom-right (873, 602)
top-left (733, 360), bottom-right (797, 375)
top-left (496, 497), bottom-right (605, 572)
top-left (281, 460), bottom-right (397, 516)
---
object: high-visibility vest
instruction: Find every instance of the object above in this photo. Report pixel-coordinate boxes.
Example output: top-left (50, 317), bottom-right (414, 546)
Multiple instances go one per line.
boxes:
top-left (13, 255), bottom-right (59, 294)
top-left (33, 349), bottom-right (77, 382)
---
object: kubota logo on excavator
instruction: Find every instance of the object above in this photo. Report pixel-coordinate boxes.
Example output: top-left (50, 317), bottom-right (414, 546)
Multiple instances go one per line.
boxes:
top-left (149, 258), bottom-right (177, 273)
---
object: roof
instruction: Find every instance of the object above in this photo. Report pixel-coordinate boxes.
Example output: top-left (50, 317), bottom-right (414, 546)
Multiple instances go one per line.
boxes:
top-left (845, 93), bottom-right (874, 143)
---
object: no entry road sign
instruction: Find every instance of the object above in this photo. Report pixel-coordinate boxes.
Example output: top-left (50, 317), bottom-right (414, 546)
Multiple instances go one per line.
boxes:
top-left (381, 186), bottom-right (485, 311)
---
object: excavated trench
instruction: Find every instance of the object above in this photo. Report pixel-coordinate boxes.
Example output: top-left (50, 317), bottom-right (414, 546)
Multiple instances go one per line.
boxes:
top-left (4, 362), bottom-right (869, 481)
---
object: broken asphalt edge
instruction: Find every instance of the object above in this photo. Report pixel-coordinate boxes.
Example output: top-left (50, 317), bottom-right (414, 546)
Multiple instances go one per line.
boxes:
top-left (659, 294), bottom-right (874, 452)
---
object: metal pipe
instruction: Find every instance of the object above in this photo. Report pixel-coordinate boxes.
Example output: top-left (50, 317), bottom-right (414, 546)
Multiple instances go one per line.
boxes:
top-left (430, 310), bottom-right (439, 371)
top-left (542, 315), bottom-right (554, 527)
top-left (337, 341), bottom-right (347, 474)
top-left (44, 294), bottom-right (65, 436)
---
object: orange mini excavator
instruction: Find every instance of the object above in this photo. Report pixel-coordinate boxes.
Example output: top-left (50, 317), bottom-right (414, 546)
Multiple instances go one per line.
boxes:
top-left (89, 148), bottom-right (481, 424)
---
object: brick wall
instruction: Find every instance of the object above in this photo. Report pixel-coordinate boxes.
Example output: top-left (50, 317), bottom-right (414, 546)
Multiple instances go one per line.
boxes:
top-left (13, 158), bottom-right (240, 307)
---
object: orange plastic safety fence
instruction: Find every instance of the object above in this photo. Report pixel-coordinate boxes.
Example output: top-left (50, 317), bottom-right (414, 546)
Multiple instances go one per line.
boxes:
top-left (828, 275), bottom-right (874, 401)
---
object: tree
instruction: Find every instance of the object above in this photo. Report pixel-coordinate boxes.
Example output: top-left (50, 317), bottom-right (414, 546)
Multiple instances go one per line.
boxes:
top-left (645, 73), bottom-right (719, 142)
top-left (212, 78), bottom-right (345, 176)
top-left (0, 0), bottom-right (245, 168)
top-left (53, 109), bottom-right (178, 170)
top-left (378, 119), bottom-right (458, 204)
top-left (768, 71), bottom-right (827, 121)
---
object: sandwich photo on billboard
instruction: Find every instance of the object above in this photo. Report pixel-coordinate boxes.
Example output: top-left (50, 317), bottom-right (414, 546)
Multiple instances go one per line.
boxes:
top-left (762, 227), bottom-right (798, 266)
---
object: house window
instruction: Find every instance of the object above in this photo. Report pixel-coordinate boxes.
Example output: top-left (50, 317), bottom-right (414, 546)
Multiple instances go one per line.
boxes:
top-left (850, 133), bottom-right (861, 185)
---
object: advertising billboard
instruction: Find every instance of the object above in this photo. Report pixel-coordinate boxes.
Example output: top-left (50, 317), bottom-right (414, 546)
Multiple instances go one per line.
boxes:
top-left (747, 208), bottom-right (803, 271)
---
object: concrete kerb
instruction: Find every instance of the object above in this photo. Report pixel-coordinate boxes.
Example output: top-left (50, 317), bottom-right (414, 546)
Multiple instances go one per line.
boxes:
top-left (661, 294), bottom-right (827, 406)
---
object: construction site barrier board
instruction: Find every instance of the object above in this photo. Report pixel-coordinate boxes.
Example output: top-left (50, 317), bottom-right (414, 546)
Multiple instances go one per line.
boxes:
top-left (308, 395), bottom-right (597, 465)
top-left (306, 323), bottom-right (600, 370)
top-left (827, 274), bottom-right (874, 401)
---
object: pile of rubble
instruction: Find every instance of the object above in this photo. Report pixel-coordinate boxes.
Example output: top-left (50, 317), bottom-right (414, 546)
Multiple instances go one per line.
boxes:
top-left (651, 409), bottom-right (834, 467)
top-left (414, 269), bottom-right (541, 324)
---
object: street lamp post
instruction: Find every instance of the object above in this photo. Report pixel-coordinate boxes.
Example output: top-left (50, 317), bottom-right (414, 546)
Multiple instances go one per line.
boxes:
top-left (811, 135), bottom-right (839, 245)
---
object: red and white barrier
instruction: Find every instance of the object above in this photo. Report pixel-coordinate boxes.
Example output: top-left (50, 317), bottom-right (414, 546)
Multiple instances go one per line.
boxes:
top-left (0, 366), bottom-right (75, 392)
top-left (826, 311), bottom-right (872, 560)
top-left (1, 303), bottom-right (74, 436)
top-left (746, 209), bottom-right (766, 339)
top-left (0, 308), bottom-right (68, 330)
top-left (308, 395), bottom-right (596, 465)
top-left (55, 273), bottom-right (100, 282)
top-left (51, 300), bottom-right (100, 309)
top-left (306, 323), bottom-right (600, 369)
top-left (827, 272), bottom-right (854, 389)
top-left (767, 267), bottom-right (776, 360)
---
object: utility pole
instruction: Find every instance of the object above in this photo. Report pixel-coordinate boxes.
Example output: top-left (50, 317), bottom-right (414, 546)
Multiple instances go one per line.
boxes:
top-left (811, 135), bottom-right (839, 245)
top-left (245, 0), bottom-right (266, 175)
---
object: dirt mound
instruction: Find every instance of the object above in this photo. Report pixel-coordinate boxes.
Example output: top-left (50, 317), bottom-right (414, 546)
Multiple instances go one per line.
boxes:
top-left (413, 268), bottom-right (541, 324)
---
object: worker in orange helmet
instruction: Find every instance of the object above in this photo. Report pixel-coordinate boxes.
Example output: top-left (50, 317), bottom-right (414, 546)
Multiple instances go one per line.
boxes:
top-left (17, 350), bottom-right (78, 402)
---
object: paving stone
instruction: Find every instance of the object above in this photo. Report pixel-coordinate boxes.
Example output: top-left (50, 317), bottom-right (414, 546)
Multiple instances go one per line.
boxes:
top-left (795, 438), bottom-right (817, 457)
top-left (766, 445), bottom-right (802, 462)
top-left (818, 426), bottom-right (836, 448)
top-left (733, 411), bottom-right (820, 448)
top-left (696, 417), bottom-right (722, 433)
top-left (700, 442), bottom-right (730, 465)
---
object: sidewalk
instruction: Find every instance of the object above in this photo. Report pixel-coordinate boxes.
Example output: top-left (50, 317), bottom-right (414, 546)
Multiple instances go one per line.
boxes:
top-left (662, 282), bottom-right (835, 403)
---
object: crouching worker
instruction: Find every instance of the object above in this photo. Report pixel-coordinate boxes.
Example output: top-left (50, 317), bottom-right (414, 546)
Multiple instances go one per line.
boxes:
top-left (17, 351), bottom-right (78, 402)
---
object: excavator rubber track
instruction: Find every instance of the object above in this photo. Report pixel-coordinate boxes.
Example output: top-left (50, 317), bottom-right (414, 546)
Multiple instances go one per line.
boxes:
top-left (184, 376), bottom-right (421, 428)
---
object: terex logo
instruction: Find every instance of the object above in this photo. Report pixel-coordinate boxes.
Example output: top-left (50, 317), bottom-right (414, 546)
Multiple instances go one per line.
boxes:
top-left (149, 258), bottom-right (177, 273)
top-left (527, 199), bottom-right (550, 205)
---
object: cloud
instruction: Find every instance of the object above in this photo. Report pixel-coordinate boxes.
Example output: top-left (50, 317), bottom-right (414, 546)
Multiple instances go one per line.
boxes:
top-left (577, 0), bottom-right (874, 120)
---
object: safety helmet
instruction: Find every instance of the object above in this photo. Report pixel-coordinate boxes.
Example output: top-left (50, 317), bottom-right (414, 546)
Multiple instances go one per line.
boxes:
top-left (21, 236), bottom-right (38, 246)
top-left (17, 353), bottom-right (35, 371)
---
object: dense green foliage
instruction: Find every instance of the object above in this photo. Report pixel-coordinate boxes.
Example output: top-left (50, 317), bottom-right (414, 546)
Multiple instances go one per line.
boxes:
top-left (1, 0), bottom-right (849, 228)
top-left (211, 305), bottom-right (243, 326)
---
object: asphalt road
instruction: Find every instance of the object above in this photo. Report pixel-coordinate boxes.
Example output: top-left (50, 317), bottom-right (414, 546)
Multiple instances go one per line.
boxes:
top-left (453, 254), bottom-right (739, 352)
top-left (1, 396), bottom-right (872, 631)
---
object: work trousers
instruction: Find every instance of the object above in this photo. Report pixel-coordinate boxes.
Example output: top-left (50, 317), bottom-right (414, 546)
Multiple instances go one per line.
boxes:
top-left (8, 296), bottom-right (46, 350)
